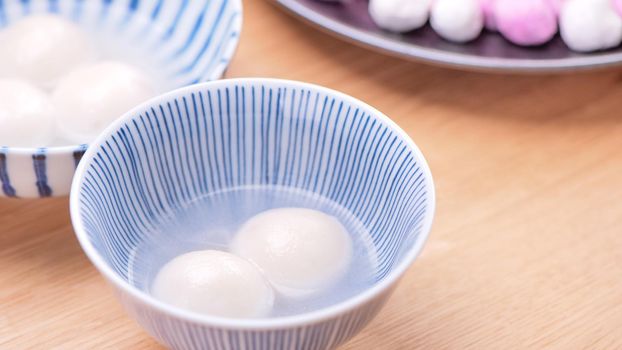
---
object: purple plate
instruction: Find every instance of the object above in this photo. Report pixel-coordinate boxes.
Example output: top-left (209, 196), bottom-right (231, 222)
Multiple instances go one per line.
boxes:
top-left (272, 0), bottom-right (622, 72)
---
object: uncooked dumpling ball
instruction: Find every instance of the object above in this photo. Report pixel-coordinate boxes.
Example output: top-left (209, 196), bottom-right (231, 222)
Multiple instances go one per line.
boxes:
top-left (479, 0), bottom-right (498, 31)
top-left (0, 79), bottom-right (55, 147)
top-left (560, 0), bottom-right (622, 52)
top-left (0, 14), bottom-right (95, 90)
top-left (546, 0), bottom-right (566, 15)
top-left (53, 61), bottom-right (155, 144)
top-left (151, 250), bottom-right (275, 319)
top-left (494, 0), bottom-right (557, 46)
top-left (231, 208), bottom-right (353, 298)
top-left (431, 0), bottom-right (484, 43)
top-left (369, 0), bottom-right (433, 33)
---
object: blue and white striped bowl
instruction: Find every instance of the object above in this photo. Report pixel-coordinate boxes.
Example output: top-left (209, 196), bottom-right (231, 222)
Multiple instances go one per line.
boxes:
top-left (0, 0), bottom-right (242, 198)
top-left (70, 79), bottom-right (435, 350)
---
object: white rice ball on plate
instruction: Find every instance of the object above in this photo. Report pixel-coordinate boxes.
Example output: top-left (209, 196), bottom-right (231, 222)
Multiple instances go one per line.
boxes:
top-left (560, 0), bottom-right (622, 52)
top-left (369, 0), bottom-right (433, 33)
top-left (431, 0), bottom-right (484, 43)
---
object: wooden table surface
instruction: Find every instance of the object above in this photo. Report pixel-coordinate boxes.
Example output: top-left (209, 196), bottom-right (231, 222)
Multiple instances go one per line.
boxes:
top-left (2, 1), bottom-right (622, 349)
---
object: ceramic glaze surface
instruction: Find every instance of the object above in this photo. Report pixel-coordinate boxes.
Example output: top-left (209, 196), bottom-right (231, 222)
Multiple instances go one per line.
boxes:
top-left (0, 0), bottom-right (242, 198)
top-left (71, 79), bottom-right (435, 350)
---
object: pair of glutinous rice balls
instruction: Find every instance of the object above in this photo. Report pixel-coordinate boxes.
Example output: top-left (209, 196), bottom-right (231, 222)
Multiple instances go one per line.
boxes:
top-left (0, 15), bottom-right (155, 147)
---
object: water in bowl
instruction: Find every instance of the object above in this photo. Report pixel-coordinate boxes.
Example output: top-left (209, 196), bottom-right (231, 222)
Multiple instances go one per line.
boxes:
top-left (128, 185), bottom-right (380, 317)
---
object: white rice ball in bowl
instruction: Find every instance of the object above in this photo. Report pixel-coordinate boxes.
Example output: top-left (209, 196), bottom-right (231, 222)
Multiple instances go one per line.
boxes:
top-left (0, 0), bottom-right (242, 198)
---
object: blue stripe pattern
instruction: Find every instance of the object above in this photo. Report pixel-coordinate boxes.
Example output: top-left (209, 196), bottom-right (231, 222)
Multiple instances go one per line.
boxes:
top-left (120, 286), bottom-right (392, 350)
top-left (32, 148), bottom-right (52, 197)
top-left (0, 147), bottom-right (16, 197)
top-left (0, 0), bottom-right (242, 198)
top-left (74, 80), bottom-right (434, 350)
top-left (73, 144), bottom-right (88, 168)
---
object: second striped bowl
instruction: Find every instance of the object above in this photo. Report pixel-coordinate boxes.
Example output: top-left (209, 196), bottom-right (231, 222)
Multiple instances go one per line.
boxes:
top-left (0, 0), bottom-right (242, 198)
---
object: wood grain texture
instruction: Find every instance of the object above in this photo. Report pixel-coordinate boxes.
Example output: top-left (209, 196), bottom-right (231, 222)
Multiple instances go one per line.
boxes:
top-left (2, 1), bottom-right (622, 348)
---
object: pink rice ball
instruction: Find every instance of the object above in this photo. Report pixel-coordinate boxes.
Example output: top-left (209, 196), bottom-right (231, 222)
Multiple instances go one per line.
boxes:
top-left (546, 0), bottom-right (566, 15)
top-left (479, 0), bottom-right (498, 30)
top-left (613, 0), bottom-right (622, 16)
top-left (494, 0), bottom-right (558, 46)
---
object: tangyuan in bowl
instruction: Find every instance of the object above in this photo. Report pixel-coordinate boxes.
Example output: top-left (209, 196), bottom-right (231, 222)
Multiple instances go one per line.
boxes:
top-left (71, 78), bottom-right (436, 350)
top-left (0, 0), bottom-right (242, 198)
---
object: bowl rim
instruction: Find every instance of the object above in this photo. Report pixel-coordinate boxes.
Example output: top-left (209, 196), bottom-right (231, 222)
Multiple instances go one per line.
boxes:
top-left (0, 0), bottom-right (243, 154)
top-left (70, 77), bottom-right (436, 330)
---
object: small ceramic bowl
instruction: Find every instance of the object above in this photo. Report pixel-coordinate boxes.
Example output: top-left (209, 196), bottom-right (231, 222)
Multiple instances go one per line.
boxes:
top-left (0, 0), bottom-right (242, 198)
top-left (70, 78), bottom-right (435, 350)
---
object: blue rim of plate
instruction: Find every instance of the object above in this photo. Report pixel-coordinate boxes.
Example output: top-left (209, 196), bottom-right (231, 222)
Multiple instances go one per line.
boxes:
top-left (273, 0), bottom-right (622, 72)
